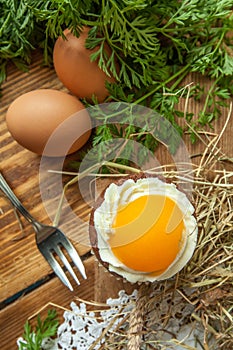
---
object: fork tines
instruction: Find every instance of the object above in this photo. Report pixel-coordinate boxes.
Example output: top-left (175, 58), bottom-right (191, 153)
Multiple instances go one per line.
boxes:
top-left (41, 233), bottom-right (87, 291)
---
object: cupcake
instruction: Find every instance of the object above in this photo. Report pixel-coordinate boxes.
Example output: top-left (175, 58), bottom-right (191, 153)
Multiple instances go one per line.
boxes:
top-left (89, 173), bottom-right (198, 283)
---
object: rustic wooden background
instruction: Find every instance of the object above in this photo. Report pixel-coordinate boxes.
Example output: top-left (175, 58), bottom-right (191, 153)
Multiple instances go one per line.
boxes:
top-left (0, 50), bottom-right (232, 349)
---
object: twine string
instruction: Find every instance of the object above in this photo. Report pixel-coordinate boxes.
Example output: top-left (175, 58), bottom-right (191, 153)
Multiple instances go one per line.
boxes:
top-left (127, 284), bottom-right (151, 350)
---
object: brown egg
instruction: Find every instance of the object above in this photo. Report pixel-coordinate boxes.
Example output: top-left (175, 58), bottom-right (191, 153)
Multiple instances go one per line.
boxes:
top-left (53, 27), bottom-right (116, 102)
top-left (6, 89), bottom-right (92, 157)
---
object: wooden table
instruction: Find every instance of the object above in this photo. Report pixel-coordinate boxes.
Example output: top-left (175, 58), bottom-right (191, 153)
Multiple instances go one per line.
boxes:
top-left (0, 51), bottom-right (232, 349)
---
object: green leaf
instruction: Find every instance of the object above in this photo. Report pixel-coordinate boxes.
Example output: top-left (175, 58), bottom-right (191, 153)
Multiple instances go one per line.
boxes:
top-left (19, 309), bottom-right (59, 350)
top-left (222, 52), bottom-right (233, 76)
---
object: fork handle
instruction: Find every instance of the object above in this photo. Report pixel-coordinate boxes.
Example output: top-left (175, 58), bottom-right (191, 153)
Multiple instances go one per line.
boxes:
top-left (0, 172), bottom-right (36, 226)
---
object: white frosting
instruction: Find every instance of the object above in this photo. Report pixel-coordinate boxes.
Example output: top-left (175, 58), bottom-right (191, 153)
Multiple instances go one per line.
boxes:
top-left (93, 177), bottom-right (198, 283)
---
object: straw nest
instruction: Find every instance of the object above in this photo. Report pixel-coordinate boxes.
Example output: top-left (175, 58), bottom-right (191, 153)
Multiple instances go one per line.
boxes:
top-left (73, 126), bottom-right (233, 349)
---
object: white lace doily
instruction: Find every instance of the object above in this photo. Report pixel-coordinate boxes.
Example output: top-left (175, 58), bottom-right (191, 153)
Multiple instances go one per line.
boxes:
top-left (55, 289), bottom-right (137, 349)
top-left (18, 287), bottom-right (216, 350)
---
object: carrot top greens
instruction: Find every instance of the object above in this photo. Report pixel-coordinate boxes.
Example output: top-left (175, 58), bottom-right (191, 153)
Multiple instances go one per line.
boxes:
top-left (1, 0), bottom-right (233, 152)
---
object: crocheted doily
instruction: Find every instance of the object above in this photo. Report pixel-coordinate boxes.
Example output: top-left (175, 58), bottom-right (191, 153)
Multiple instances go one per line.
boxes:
top-left (18, 283), bottom-right (217, 350)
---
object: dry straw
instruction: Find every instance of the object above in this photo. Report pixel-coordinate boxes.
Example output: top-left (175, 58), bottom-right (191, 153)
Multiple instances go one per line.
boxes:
top-left (106, 139), bottom-right (231, 349)
top-left (104, 116), bottom-right (233, 349)
top-left (46, 105), bottom-right (233, 349)
top-left (90, 149), bottom-right (232, 349)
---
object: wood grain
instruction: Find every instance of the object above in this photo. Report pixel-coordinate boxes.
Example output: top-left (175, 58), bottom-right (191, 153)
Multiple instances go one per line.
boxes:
top-left (1, 50), bottom-right (233, 350)
top-left (0, 256), bottom-right (95, 350)
top-left (0, 51), bottom-right (92, 302)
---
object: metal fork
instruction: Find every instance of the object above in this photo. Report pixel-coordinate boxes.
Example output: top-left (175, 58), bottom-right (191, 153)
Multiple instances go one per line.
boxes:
top-left (0, 172), bottom-right (86, 291)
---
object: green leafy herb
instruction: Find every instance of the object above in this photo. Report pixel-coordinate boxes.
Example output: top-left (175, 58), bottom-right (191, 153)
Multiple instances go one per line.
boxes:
top-left (18, 309), bottom-right (59, 350)
top-left (1, 0), bottom-right (233, 161)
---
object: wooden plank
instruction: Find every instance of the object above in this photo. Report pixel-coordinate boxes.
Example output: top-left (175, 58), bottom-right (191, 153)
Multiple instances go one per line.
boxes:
top-left (0, 256), bottom-right (96, 350)
top-left (0, 161), bottom-right (92, 302)
top-left (0, 52), bottom-right (93, 301)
